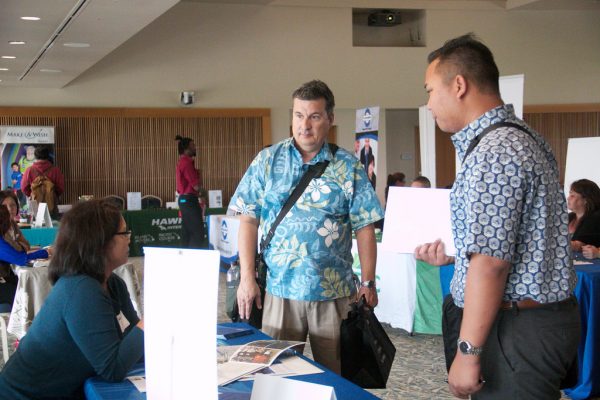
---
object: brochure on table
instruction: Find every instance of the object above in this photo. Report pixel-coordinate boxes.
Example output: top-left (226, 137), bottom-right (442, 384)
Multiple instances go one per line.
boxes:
top-left (251, 375), bottom-right (337, 400)
top-left (144, 247), bottom-right (220, 400)
top-left (218, 340), bottom-right (304, 386)
top-left (382, 187), bottom-right (456, 256)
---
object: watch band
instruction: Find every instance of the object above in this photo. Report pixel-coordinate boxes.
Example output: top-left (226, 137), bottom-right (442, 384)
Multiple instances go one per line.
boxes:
top-left (360, 280), bottom-right (376, 288)
top-left (457, 338), bottom-right (483, 356)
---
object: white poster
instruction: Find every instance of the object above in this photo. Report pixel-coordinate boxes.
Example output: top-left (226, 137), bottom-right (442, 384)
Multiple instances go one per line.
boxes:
top-left (208, 190), bottom-right (223, 208)
top-left (564, 137), bottom-right (600, 198)
top-left (355, 106), bottom-right (380, 190)
top-left (381, 187), bottom-right (455, 255)
top-left (127, 192), bottom-right (142, 211)
top-left (144, 247), bottom-right (220, 400)
top-left (355, 106), bottom-right (380, 133)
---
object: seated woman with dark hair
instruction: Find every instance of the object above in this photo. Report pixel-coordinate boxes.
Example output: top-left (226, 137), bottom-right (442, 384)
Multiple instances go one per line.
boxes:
top-left (568, 179), bottom-right (600, 253)
top-left (0, 200), bottom-right (144, 399)
top-left (0, 200), bottom-right (49, 307)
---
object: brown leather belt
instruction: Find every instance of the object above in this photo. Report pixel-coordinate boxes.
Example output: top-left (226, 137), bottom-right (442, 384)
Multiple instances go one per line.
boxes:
top-left (500, 298), bottom-right (543, 310)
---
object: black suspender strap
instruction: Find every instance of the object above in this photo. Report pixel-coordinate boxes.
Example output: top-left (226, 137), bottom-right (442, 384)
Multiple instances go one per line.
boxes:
top-left (463, 122), bottom-right (533, 162)
top-left (259, 144), bottom-right (338, 253)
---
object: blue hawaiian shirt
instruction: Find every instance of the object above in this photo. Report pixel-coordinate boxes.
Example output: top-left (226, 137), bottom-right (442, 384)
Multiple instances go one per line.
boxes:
top-left (450, 104), bottom-right (577, 307)
top-left (228, 138), bottom-right (384, 301)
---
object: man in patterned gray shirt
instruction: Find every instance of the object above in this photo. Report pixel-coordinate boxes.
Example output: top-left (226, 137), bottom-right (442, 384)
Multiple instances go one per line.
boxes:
top-left (416, 33), bottom-right (580, 399)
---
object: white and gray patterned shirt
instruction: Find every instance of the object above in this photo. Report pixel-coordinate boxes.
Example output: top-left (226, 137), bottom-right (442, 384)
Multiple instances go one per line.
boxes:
top-left (450, 104), bottom-right (577, 307)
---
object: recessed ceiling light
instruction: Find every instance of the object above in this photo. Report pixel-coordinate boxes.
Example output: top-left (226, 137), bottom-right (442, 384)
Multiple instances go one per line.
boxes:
top-left (9, 41), bottom-right (26, 45)
top-left (21, 16), bottom-right (41, 21)
top-left (1, 56), bottom-right (16, 59)
top-left (63, 42), bottom-right (90, 48)
top-left (39, 68), bottom-right (62, 73)
top-left (0, 68), bottom-right (9, 71)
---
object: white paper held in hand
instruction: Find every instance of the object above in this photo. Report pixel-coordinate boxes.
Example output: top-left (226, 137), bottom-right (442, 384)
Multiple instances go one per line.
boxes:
top-left (251, 375), bottom-right (337, 400)
top-left (381, 187), bottom-right (456, 256)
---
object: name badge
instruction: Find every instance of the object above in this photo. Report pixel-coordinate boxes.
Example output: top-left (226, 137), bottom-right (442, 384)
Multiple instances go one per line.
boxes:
top-left (116, 311), bottom-right (130, 333)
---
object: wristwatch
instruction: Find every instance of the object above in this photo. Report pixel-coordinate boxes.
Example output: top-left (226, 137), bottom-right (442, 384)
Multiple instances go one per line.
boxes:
top-left (457, 338), bottom-right (483, 356)
top-left (360, 280), bottom-right (376, 289)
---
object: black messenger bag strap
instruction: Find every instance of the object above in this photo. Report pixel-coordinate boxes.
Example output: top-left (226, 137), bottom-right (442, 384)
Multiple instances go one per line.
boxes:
top-left (463, 122), bottom-right (533, 162)
top-left (259, 143), bottom-right (338, 253)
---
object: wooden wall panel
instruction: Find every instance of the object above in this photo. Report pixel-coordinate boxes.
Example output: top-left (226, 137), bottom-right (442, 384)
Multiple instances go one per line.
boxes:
top-left (523, 110), bottom-right (600, 184)
top-left (0, 108), bottom-right (269, 207)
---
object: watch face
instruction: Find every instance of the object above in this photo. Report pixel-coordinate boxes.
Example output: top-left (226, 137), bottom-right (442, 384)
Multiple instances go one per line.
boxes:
top-left (459, 341), bottom-right (470, 354)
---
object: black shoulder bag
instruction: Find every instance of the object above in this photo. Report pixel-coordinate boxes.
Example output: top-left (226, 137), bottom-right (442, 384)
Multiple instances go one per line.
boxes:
top-left (229, 144), bottom-right (338, 328)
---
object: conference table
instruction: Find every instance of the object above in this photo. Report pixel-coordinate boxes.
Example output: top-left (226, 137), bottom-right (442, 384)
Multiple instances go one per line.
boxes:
top-left (7, 263), bottom-right (142, 339)
top-left (84, 322), bottom-right (378, 400)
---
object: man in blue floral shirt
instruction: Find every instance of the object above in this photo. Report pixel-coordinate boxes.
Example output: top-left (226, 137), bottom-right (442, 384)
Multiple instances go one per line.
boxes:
top-left (416, 34), bottom-right (579, 399)
top-left (229, 80), bottom-right (383, 373)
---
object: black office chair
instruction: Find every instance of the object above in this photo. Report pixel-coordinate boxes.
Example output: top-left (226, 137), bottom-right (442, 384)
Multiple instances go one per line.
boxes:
top-left (141, 195), bottom-right (162, 209)
top-left (103, 195), bottom-right (125, 210)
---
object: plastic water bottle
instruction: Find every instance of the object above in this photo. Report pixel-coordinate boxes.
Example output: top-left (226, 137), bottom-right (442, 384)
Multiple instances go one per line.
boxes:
top-left (226, 263), bottom-right (240, 290)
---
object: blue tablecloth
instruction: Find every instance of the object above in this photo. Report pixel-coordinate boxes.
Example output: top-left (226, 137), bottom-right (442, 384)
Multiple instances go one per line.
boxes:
top-left (84, 323), bottom-right (378, 400)
top-left (564, 259), bottom-right (600, 400)
top-left (439, 260), bottom-right (600, 399)
top-left (21, 226), bottom-right (58, 247)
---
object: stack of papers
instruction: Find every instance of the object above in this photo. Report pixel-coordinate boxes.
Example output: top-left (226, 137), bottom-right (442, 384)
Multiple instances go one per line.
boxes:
top-left (218, 340), bottom-right (321, 385)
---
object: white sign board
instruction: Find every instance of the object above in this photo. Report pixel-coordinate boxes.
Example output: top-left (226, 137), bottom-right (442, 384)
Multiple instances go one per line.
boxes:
top-left (144, 248), bottom-right (220, 400)
top-left (381, 187), bottom-right (455, 255)
top-left (355, 106), bottom-right (380, 133)
top-left (251, 375), bottom-right (337, 400)
top-left (208, 190), bottom-right (223, 208)
top-left (127, 192), bottom-right (142, 211)
top-left (564, 137), bottom-right (600, 198)
top-left (0, 126), bottom-right (54, 144)
top-left (34, 203), bottom-right (53, 227)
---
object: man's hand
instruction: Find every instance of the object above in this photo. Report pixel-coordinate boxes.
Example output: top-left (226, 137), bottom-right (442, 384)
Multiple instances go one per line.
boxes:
top-left (358, 287), bottom-right (378, 308)
top-left (571, 240), bottom-right (584, 252)
top-left (582, 244), bottom-right (599, 260)
top-left (448, 353), bottom-right (485, 399)
top-left (414, 239), bottom-right (454, 266)
top-left (237, 277), bottom-right (262, 320)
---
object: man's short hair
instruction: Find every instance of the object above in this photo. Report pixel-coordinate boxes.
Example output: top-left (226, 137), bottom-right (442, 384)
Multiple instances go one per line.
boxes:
top-left (34, 146), bottom-right (50, 160)
top-left (11, 162), bottom-right (19, 168)
top-left (427, 33), bottom-right (500, 96)
top-left (292, 80), bottom-right (335, 118)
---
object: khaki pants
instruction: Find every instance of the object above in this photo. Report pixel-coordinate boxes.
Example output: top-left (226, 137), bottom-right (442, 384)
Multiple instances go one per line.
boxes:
top-left (262, 293), bottom-right (353, 374)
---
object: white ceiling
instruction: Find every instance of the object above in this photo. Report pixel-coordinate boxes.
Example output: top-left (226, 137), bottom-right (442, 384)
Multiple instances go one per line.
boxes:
top-left (1, 0), bottom-right (598, 88)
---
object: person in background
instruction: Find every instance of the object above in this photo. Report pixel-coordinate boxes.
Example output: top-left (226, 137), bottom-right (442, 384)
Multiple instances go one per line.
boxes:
top-left (410, 175), bottom-right (431, 188)
top-left (0, 201), bottom-right (49, 307)
top-left (384, 172), bottom-right (406, 204)
top-left (10, 162), bottom-right (26, 208)
top-left (567, 178), bottom-right (600, 252)
top-left (415, 33), bottom-right (579, 399)
top-left (21, 145), bottom-right (65, 218)
top-left (0, 190), bottom-right (33, 249)
top-left (230, 80), bottom-right (383, 374)
top-left (0, 200), bottom-right (144, 399)
top-left (175, 135), bottom-right (205, 249)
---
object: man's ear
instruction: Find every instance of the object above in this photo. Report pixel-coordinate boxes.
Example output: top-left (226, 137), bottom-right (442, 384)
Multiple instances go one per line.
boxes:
top-left (455, 74), bottom-right (467, 99)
